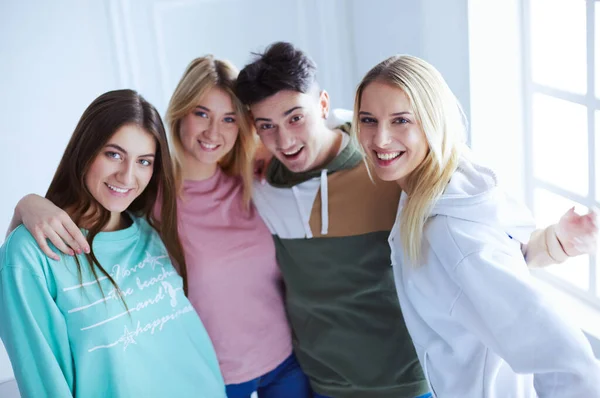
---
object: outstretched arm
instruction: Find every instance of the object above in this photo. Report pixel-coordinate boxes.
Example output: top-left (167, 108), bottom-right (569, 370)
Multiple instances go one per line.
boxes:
top-left (523, 207), bottom-right (598, 267)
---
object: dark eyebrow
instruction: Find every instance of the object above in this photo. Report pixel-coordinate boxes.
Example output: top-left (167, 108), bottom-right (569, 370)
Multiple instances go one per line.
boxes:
top-left (105, 143), bottom-right (155, 158)
top-left (253, 106), bottom-right (304, 123)
top-left (283, 106), bottom-right (303, 116)
top-left (254, 117), bottom-right (272, 123)
top-left (195, 105), bottom-right (236, 116)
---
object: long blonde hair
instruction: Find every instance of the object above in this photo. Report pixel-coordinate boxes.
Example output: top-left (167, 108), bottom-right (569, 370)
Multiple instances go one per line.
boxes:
top-left (166, 55), bottom-right (256, 207)
top-left (353, 55), bottom-right (467, 265)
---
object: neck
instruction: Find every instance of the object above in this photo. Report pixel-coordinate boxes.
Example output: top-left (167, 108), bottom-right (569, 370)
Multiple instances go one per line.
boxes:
top-left (78, 211), bottom-right (129, 232)
top-left (181, 156), bottom-right (218, 181)
top-left (310, 126), bottom-right (343, 171)
top-left (67, 205), bottom-right (128, 232)
top-left (396, 177), bottom-right (408, 193)
top-left (102, 212), bottom-right (129, 232)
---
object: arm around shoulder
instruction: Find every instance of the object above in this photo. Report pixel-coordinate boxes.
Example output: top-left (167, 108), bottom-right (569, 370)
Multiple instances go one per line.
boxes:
top-left (5, 193), bottom-right (89, 260)
top-left (5, 194), bottom-right (31, 238)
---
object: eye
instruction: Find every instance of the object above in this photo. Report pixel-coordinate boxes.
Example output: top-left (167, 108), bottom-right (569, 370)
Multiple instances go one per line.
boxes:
top-left (105, 151), bottom-right (122, 160)
top-left (259, 123), bottom-right (274, 130)
top-left (393, 117), bottom-right (410, 124)
top-left (139, 159), bottom-right (153, 167)
top-left (223, 116), bottom-right (236, 123)
top-left (194, 111), bottom-right (208, 118)
top-left (359, 117), bottom-right (376, 124)
top-left (290, 115), bottom-right (303, 124)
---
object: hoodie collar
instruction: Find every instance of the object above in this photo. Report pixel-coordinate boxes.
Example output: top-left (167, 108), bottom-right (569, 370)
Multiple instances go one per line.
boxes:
top-left (425, 157), bottom-right (536, 243)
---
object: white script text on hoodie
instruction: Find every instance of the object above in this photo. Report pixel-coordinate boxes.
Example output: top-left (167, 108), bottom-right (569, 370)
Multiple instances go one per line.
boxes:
top-left (389, 159), bottom-right (600, 397)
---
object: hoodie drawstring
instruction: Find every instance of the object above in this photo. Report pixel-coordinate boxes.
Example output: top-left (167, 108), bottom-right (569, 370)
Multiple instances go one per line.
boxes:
top-left (320, 169), bottom-right (329, 235)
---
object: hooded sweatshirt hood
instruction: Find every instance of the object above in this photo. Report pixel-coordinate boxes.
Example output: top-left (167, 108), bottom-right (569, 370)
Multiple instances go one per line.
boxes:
top-left (424, 157), bottom-right (536, 244)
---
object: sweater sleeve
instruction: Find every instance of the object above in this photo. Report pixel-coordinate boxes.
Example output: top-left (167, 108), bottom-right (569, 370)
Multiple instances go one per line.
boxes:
top-left (522, 225), bottom-right (569, 267)
top-left (0, 231), bottom-right (74, 398)
top-left (450, 245), bottom-right (600, 397)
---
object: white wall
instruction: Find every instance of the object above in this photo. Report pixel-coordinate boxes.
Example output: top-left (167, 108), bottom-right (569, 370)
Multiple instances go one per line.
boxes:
top-left (468, 0), bottom-right (525, 201)
top-left (0, 1), bottom-right (125, 250)
top-left (349, 0), bottom-right (471, 119)
top-left (0, 0), bottom-right (470, 392)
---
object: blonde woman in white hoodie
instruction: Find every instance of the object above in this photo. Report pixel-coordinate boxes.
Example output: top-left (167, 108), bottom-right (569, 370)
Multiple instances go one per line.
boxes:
top-left (353, 54), bottom-right (600, 398)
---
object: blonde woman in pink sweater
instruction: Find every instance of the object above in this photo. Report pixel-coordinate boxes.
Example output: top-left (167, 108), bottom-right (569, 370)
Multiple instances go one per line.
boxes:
top-left (9, 56), bottom-right (311, 398)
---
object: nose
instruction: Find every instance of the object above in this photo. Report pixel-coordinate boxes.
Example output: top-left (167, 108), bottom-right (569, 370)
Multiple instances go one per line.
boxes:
top-left (372, 125), bottom-right (392, 148)
top-left (205, 119), bottom-right (220, 140)
top-left (276, 128), bottom-right (295, 150)
top-left (116, 161), bottom-right (135, 186)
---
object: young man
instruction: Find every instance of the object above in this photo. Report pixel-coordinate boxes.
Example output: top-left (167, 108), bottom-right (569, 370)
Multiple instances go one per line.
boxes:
top-left (234, 42), bottom-right (592, 398)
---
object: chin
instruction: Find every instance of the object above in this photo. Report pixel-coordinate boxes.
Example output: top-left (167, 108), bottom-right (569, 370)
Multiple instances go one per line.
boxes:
top-left (275, 157), bottom-right (302, 173)
top-left (196, 152), bottom-right (223, 164)
top-left (100, 201), bottom-right (132, 214)
top-left (293, 161), bottom-right (316, 173)
top-left (287, 163), bottom-right (309, 173)
top-left (372, 170), bottom-right (395, 182)
top-left (370, 166), bottom-right (404, 182)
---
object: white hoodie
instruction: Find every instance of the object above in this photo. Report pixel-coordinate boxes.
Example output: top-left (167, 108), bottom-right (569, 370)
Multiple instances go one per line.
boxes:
top-left (389, 158), bottom-right (600, 397)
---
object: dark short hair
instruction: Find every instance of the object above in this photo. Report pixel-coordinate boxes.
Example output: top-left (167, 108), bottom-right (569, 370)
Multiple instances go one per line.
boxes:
top-left (235, 41), bottom-right (318, 105)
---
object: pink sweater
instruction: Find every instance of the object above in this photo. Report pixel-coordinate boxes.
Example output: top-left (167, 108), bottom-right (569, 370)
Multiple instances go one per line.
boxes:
top-left (174, 169), bottom-right (292, 384)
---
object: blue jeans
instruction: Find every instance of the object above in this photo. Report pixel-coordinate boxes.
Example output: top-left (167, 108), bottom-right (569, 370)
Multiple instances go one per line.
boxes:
top-left (226, 354), bottom-right (311, 398)
top-left (313, 393), bottom-right (432, 398)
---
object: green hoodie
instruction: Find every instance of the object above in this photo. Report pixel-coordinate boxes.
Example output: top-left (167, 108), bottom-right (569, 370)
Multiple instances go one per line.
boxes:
top-left (252, 125), bottom-right (428, 398)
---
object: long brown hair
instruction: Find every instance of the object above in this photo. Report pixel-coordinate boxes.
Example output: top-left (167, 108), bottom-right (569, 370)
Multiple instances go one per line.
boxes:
top-left (166, 56), bottom-right (256, 207)
top-left (46, 89), bottom-right (188, 296)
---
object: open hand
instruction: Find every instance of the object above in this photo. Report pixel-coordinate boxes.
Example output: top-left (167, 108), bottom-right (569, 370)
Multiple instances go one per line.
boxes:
top-left (555, 207), bottom-right (598, 257)
top-left (17, 194), bottom-right (89, 260)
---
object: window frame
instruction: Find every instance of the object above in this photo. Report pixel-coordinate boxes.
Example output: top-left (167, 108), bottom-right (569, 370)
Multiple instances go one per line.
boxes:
top-left (521, 0), bottom-right (600, 308)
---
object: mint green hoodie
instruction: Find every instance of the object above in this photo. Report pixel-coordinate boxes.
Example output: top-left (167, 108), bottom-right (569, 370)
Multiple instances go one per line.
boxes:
top-left (0, 216), bottom-right (226, 398)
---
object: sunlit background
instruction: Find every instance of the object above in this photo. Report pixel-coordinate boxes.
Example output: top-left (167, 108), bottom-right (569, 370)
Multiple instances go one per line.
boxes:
top-left (523, 0), bottom-right (598, 308)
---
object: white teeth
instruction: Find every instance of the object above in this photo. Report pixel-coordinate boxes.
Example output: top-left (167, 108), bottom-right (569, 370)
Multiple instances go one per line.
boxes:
top-left (200, 141), bottom-right (218, 149)
top-left (283, 147), bottom-right (303, 156)
top-left (107, 184), bottom-right (129, 193)
top-left (376, 151), bottom-right (402, 161)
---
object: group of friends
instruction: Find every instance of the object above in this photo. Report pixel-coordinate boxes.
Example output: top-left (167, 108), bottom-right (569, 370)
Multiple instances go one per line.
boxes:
top-left (1, 41), bottom-right (600, 398)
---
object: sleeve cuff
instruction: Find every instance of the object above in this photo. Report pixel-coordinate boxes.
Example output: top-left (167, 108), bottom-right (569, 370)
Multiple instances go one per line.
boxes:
top-left (544, 224), bottom-right (569, 264)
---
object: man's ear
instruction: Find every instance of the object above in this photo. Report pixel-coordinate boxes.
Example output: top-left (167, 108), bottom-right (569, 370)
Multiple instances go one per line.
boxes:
top-left (319, 90), bottom-right (330, 120)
